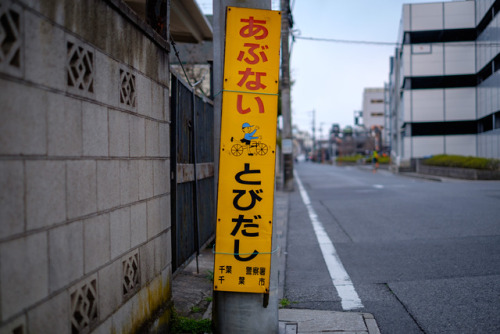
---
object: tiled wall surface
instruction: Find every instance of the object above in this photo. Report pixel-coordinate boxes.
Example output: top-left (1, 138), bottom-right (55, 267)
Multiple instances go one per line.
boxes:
top-left (0, 0), bottom-right (172, 333)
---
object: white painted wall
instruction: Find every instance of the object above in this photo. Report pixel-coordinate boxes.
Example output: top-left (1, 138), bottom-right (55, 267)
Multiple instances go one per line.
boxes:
top-left (445, 135), bottom-right (477, 156)
top-left (413, 136), bottom-right (445, 156)
top-left (445, 88), bottom-right (476, 121)
top-left (478, 130), bottom-right (500, 159)
top-left (412, 89), bottom-right (444, 122)
top-left (444, 42), bottom-right (475, 75)
top-left (411, 44), bottom-right (444, 76)
top-left (403, 92), bottom-right (412, 123)
top-left (444, 1), bottom-right (475, 29)
top-left (477, 72), bottom-right (499, 119)
top-left (476, 0), bottom-right (495, 26)
top-left (411, 3), bottom-right (444, 31)
top-left (403, 137), bottom-right (412, 160)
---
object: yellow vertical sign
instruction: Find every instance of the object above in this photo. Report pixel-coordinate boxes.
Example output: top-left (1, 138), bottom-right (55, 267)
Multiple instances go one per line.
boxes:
top-left (214, 7), bottom-right (281, 294)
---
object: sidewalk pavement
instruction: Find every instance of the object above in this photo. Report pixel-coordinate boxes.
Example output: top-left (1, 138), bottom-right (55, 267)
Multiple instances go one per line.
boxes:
top-left (171, 190), bottom-right (381, 334)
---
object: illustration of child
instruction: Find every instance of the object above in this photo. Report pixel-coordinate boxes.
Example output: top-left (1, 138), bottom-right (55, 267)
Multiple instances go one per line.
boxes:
top-left (241, 122), bottom-right (260, 145)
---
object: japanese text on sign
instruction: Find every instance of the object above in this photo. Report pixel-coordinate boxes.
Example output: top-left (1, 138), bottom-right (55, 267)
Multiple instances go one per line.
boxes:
top-left (214, 7), bottom-right (281, 294)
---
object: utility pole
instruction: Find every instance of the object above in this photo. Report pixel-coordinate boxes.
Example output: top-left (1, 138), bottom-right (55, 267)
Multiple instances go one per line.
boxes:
top-left (312, 109), bottom-right (316, 158)
top-left (280, 0), bottom-right (293, 191)
top-left (212, 1), bottom-right (278, 333)
top-left (395, 48), bottom-right (402, 168)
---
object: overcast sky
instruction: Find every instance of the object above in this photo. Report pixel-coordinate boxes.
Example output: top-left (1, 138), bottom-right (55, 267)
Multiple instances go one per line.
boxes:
top-left (195, 0), bottom-right (454, 137)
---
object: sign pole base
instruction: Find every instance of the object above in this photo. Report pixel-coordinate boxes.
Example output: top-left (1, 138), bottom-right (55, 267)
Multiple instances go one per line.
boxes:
top-left (213, 224), bottom-right (279, 333)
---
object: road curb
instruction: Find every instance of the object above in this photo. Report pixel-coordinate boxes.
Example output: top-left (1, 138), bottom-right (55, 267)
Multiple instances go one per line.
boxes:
top-left (363, 313), bottom-right (381, 334)
top-left (398, 172), bottom-right (443, 182)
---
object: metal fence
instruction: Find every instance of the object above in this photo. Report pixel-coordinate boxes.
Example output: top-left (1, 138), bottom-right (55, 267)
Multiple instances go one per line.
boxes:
top-left (170, 74), bottom-right (215, 272)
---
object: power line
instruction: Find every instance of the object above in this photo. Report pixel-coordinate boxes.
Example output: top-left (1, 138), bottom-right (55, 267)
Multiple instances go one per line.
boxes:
top-left (293, 35), bottom-right (397, 46)
top-left (293, 34), bottom-right (500, 48)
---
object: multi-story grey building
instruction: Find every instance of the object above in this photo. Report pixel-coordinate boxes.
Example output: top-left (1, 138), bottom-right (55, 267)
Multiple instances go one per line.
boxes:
top-left (388, 0), bottom-right (500, 167)
top-left (361, 87), bottom-right (385, 151)
top-left (362, 88), bottom-right (385, 130)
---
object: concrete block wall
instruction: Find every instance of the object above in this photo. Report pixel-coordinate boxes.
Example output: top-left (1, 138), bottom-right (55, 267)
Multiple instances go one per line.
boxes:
top-left (0, 0), bottom-right (173, 333)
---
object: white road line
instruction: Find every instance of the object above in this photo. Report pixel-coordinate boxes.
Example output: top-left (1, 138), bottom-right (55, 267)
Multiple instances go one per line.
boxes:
top-left (373, 184), bottom-right (384, 189)
top-left (294, 170), bottom-right (364, 310)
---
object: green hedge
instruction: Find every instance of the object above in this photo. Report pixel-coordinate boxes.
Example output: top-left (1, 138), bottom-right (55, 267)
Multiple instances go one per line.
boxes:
top-left (336, 154), bottom-right (363, 163)
top-left (336, 154), bottom-right (390, 164)
top-left (422, 154), bottom-right (500, 171)
top-left (364, 156), bottom-right (390, 164)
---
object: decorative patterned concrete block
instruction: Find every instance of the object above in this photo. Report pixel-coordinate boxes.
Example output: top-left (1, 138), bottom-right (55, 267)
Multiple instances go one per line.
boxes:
top-left (121, 249), bottom-right (140, 299)
top-left (129, 115), bottom-right (145, 157)
top-left (69, 274), bottom-right (98, 333)
top-left (0, 1), bottom-right (23, 78)
top-left (47, 94), bottom-right (83, 156)
top-left (97, 160), bottom-right (120, 211)
top-left (24, 11), bottom-right (65, 91)
top-left (82, 101), bottom-right (108, 157)
top-left (119, 67), bottom-right (137, 110)
top-left (67, 160), bottom-right (97, 219)
top-left (49, 221), bottom-right (84, 293)
top-left (65, 34), bottom-right (95, 98)
top-left (26, 160), bottom-right (66, 230)
top-left (0, 161), bottom-right (24, 239)
top-left (145, 119), bottom-right (159, 157)
top-left (110, 207), bottom-right (131, 259)
top-left (147, 197), bottom-right (160, 239)
top-left (130, 202), bottom-right (147, 248)
top-left (28, 290), bottom-right (69, 334)
top-left (0, 233), bottom-right (48, 321)
top-left (139, 240), bottom-right (155, 285)
top-left (0, 314), bottom-right (26, 334)
top-left (138, 159), bottom-right (153, 200)
top-left (98, 259), bottom-right (121, 320)
top-left (84, 214), bottom-right (110, 274)
top-left (0, 79), bottom-right (47, 155)
top-left (120, 160), bottom-right (139, 205)
top-left (109, 108), bottom-right (130, 157)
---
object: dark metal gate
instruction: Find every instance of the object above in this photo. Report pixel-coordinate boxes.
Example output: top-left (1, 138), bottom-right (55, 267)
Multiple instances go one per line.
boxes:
top-left (170, 74), bottom-right (215, 272)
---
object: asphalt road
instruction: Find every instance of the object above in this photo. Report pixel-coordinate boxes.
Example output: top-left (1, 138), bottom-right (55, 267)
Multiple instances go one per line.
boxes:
top-left (283, 162), bottom-right (500, 334)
